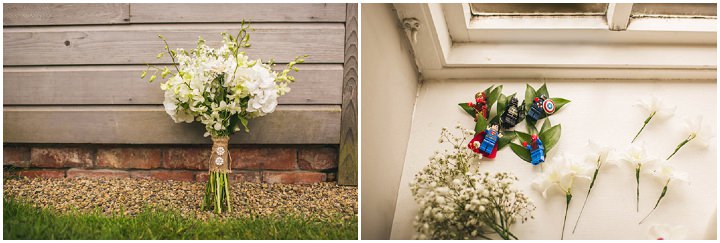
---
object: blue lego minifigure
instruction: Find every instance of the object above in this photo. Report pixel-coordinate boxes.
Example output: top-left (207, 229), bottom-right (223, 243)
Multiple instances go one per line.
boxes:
top-left (527, 95), bottom-right (546, 121)
top-left (523, 134), bottom-right (545, 165)
top-left (527, 95), bottom-right (556, 122)
top-left (479, 123), bottom-right (503, 155)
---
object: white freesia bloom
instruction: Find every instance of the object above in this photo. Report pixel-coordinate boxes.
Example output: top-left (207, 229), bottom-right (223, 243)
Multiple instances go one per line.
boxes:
top-left (532, 154), bottom-right (592, 199)
top-left (648, 224), bottom-right (687, 240)
top-left (682, 115), bottom-right (713, 149)
top-left (647, 160), bottom-right (689, 185)
top-left (636, 96), bottom-right (676, 120)
top-left (586, 140), bottom-right (614, 167)
top-left (633, 96), bottom-right (676, 143)
top-left (620, 143), bottom-right (657, 169)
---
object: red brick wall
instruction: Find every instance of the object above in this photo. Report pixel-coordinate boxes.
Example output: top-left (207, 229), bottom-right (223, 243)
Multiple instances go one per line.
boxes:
top-left (4, 145), bottom-right (337, 184)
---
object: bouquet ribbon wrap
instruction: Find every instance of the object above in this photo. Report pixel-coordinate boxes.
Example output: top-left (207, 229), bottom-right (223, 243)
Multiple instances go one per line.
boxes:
top-left (209, 136), bottom-right (231, 173)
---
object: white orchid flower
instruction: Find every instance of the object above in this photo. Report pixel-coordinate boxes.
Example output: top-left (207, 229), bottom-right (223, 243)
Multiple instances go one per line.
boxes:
top-left (531, 154), bottom-right (592, 239)
top-left (648, 224), bottom-right (687, 240)
top-left (573, 140), bottom-right (614, 233)
top-left (639, 161), bottom-right (689, 224)
top-left (620, 144), bottom-right (658, 212)
top-left (632, 96), bottom-right (676, 143)
top-left (667, 115), bottom-right (715, 160)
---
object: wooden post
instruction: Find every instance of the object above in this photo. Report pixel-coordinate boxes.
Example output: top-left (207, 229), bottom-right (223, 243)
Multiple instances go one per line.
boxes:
top-left (338, 3), bottom-right (358, 186)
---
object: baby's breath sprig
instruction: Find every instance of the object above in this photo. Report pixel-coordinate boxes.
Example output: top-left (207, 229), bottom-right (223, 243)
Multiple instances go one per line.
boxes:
top-left (411, 125), bottom-right (535, 240)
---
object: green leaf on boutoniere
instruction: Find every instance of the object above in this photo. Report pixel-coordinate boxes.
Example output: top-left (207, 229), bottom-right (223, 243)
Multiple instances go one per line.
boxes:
top-left (475, 114), bottom-right (488, 134)
top-left (497, 93), bottom-right (508, 118)
top-left (550, 97), bottom-right (571, 112)
top-left (515, 131), bottom-right (532, 144)
top-left (540, 117), bottom-right (552, 134)
top-left (526, 118), bottom-right (538, 135)
top-left (497, 131), bottom-right (517, 150)
top-left (487, 85), bottom-right (503, 112)
top-left (540, 124), bottom-right (561, 154)
top-left (524, 84), bottom-right (537, 112)
top-left (510, 142), bottom-right (531, 163)
top-left (536, 83), bottom-right (549, 98)
top-left (458, 103), bottom-right (476, 117)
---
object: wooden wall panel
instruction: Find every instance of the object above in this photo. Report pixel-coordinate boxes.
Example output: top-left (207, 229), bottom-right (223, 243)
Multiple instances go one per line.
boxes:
top-left (130, 3), bottom-right (346, 23)
top-left (4, 64), bottom-right (343, 105)
top-left (3, 4), bottom-right (130, 26)
top-left (4, 23), bottom-right (345, 65)
top-left (339, 4), bottom-right (359, 185)
top-left (4, 105), bottom-right (340, 144)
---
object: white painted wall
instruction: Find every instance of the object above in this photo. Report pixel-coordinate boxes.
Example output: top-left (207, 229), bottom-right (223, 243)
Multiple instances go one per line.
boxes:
top-left (390, 79), bottom-right (717, 240)
top-left (361, 3), bottom-right (420, 240)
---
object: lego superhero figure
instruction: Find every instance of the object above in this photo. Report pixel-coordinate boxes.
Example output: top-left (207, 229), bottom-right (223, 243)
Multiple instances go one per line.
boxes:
top-left (468, 123), bottom-right (503, 159)
top-left (473, 91), bottom-right (488, 121)
top-left (522, 134), bottom-right (545, 165)
top-left (500, 97), bottom-right (524, 129)
top-left (527, 95), bottom-right (555, 121)
top-left (479, 123), bottom-right (503, 155)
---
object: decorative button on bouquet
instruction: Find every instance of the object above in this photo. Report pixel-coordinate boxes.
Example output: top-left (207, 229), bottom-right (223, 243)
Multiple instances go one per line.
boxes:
top-left (141, 21), bottom-right (307, 213)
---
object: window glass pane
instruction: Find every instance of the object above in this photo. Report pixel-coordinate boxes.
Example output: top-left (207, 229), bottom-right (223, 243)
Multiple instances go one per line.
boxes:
top-left (470, 3), bottom-right (608, 16)
top-left (631, 3), bottom-right (716, 17)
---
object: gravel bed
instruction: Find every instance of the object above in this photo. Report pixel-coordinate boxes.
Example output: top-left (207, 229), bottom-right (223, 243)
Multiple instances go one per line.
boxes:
top-left (3, 177), bottom-right (357, 221)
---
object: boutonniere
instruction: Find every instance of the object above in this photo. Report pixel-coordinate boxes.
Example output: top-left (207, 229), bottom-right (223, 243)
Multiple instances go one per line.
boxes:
top-left (632, 96), bottom-right (675, 143)
top-left (508, 83), bottom-right (570, 167)
top-left (459, 85), bottom-right (517, 159)
top-left (666, 115), bottom-right (713, 160)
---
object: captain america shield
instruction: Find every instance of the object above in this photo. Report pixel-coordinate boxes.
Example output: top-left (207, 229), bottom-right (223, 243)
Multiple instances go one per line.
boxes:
top-left (542, 99), bottom-right (556, 114)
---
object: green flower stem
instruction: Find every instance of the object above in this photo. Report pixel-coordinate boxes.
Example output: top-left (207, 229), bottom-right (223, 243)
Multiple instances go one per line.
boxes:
top-left (632, 112), bottom-right (655, 143)
top-left (561, 192), bottom-right (572, 240)
top-left (667, 134), bottom-right (696, 161)
top-left (635, 165), bottom-right (641, 212)
top-left (639, 179), bottom-right (671, 224)
top-left (572, 156), bottom-right (601, 234)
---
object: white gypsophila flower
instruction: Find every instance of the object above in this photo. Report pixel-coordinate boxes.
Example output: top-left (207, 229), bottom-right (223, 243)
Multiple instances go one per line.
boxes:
top-left (648, 224), bottom-right (687, 240)
top-left (636, 96), bottom-right (676, 121)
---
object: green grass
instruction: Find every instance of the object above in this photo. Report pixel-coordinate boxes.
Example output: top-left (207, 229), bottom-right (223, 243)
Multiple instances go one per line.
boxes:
top-left (3, 198), bottom-right (357, 240)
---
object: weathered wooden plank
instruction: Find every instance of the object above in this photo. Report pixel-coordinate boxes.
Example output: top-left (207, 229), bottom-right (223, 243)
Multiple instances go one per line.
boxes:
top-left (4, 23), bottom-right (345, 65)
top-left (3, 3), bottom-right (130, 26)
top-left (338, 4), bottom-right (358, 186)
top-left (4, 64), bottom-right (343, 105)
top-left (4, 105), bottom-right (340, 144)
top-left (130, 3), bottom-right (346, 23)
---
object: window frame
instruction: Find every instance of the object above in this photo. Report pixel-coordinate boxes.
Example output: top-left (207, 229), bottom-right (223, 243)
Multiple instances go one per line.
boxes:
top-left (392, 3), bottom-right (716, 80)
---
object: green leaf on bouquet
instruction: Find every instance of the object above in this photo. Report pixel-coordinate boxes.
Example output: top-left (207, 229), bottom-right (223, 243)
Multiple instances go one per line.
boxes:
top-left (475, 114), bottom-right (488, 134)
top-left (550, 97), bottom-right (571, 112)
top-left (238, 115), bottom-right (250, 133)
top-left (515, 131), bottom-right (532, 144)
top-left (458, 103), bottom-right (476, 117)
top-left (539, 124), bottom-right (561, 154)
top-left (536, 83), bottom-right (549, 98)
top-left (524, 84), bottom-right (537, 112)
top-left (497, 131), bottom-right (517, 150)
top-left (540, 117), bottom-right (552, 134)
top-left (510, 142), bottom-right (531, 163)
top-left (526, 118), bottom-right (538, 135)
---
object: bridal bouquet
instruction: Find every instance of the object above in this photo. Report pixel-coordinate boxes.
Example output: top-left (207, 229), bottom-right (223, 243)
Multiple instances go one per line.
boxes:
top-left (142, 21), bottom-right (306, 213)
top-left (410, 126), bottom-right (535, 240)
